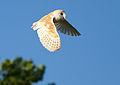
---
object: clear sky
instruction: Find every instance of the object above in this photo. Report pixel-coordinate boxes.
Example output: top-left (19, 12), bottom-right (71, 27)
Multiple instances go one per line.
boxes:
top-left (0, 0), bottom-right (120, 85)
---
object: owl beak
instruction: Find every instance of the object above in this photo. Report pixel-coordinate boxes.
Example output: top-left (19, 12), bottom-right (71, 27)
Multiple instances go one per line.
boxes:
top-left (63, 14), bottom-right (66, 19)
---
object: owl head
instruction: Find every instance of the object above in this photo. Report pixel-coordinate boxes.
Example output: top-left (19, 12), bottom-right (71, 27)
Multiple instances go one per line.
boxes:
top-left (52, 10), bottom-right (66, 21)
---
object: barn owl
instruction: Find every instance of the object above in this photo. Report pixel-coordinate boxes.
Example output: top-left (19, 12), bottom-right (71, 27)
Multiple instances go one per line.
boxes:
top-left (32, 10), bottom-right (80, 52)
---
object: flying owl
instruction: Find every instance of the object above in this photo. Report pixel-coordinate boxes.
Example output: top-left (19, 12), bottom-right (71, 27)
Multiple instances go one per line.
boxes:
top-left (32, 10), bottom-right (80, 52)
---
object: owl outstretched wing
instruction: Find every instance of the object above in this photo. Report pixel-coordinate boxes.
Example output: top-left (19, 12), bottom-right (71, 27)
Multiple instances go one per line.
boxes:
top-left (32, 15), bottom-right (61, 52)
top-left (54, 19), bottom-right (80, 36)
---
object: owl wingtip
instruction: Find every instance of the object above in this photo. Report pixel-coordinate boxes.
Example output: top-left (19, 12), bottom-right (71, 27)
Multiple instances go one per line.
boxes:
top-left (73, 32), bottom-right (81, 36)
top-left (78, 33), bottom-right (81, 36)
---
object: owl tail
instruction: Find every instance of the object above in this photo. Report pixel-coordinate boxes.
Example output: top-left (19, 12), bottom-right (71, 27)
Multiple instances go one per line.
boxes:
top-left (32, 22), bottom-right (39, 31)
top-left (37, 28), bottom-right (61, 52)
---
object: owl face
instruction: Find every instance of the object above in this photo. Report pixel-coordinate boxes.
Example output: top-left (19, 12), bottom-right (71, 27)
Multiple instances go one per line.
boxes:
top-left (53, 10), bottom-right (66, 21)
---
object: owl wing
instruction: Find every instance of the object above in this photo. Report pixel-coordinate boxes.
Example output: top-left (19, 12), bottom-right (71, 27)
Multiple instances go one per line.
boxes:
top-left (32, 15), bottom-right (61, 52)
top-left (54, 19), bottom-right (80, 36)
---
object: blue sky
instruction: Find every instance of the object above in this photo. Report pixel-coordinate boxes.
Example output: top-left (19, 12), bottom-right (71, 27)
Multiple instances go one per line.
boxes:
top-left (0, 0), bottom-right (120, 85)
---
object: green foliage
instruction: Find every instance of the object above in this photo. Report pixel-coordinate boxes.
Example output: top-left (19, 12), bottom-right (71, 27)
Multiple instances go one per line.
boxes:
top-left (0, 56), bottom-right (45, 85)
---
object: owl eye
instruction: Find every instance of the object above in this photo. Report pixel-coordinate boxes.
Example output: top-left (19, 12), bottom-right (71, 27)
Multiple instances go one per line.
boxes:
top-left (60, 12), bottom-right (63, 15)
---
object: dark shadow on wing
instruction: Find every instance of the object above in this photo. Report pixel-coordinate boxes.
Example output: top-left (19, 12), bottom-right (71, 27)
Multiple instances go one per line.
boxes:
top-left (57, 19), bottom-right (81, 36)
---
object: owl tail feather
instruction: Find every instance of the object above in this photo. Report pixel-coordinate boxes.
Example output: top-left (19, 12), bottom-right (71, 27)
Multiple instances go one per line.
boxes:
top-left (32, 22), bottom-right (39, 31)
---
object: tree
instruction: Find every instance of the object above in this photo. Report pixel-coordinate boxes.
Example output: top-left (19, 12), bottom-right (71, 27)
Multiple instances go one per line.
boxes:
top-left (0, 56), bottom-right (54, 85)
